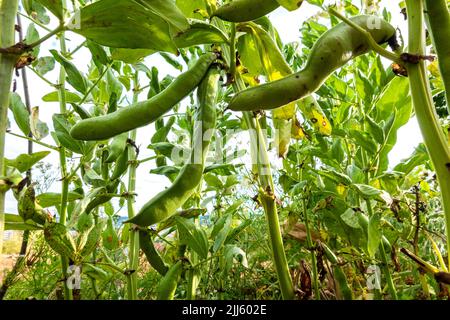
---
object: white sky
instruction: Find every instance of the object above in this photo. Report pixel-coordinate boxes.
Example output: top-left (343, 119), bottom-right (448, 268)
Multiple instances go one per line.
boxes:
top-left (4, 0), bottom-right (423, 216)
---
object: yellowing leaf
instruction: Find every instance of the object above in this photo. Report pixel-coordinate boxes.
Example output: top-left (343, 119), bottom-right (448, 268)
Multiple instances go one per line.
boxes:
top-left (297, 96), bottom-right (332, 136)
top-left (273, 102), bottom-right (296, 120)
top-left (274, 119), bottom-right (292, 159)
top-left (428, 60), bottom-right (440, 77)
top-left (291, 117), bottom-right (306, 140)
top-left (336, 183), bottom-right (347, 196)
top-left (30, 107), bottom-right (49, 141)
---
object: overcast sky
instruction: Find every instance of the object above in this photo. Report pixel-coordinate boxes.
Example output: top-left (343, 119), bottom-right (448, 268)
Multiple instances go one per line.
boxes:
top-left (4, 0), bottom-right (423, 216)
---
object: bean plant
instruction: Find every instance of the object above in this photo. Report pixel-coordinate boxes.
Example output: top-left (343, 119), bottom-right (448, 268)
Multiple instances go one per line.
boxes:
top-left (0, 0), bottom-right (449, 300)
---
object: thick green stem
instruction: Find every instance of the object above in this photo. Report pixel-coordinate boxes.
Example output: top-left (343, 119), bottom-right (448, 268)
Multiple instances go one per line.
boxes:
top-left (406, 0), bottom-right (450, 271)
top-left (126, 74), bottom-right (140, 300)
top-left (424, 0), bottom-right (450, 111)
top-left (229, 38), bottom-right (294, 297)
top-left (0, 0), bottom-right (19, 255)
top-left (0, 13), bottom-right (34, 299)
top-left (55, 0), bottom-right (72, 300)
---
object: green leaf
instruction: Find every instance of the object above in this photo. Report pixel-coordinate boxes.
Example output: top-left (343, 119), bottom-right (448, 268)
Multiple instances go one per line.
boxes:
top-left (368, 212), bottom-right (382, 258)
top-left (151, 117), bottom-right (176, 143)
top-left (176, 0), bottom-right (206, 20)
top-left (204, 173), bottom-right (223, 189)
top-left (150, 165), bottom-right (181, 179)
top-left (73, 0), bottom-right (183, 54)
top-left (106, 69), bottom-right (123, 97)
top-left (82, 167), bottom-right (105, 187)
top-left (42, 91), bottom-right (82, 103)
top-left (276, 0), bottom-right (304, 11)
top-left (393, 143), bottom-right (428, 175)
top-left (365, 116), bottom-right (384, 145)
top-left (134, 0), bottom-right (190, 33)
top-left (9, 93), bottom-right (30, 136)
top-left (347, 164), bottom-right (365, 184)
top-left (175, 216), bottom-right (209, 259)
top-left (331, 139), bottom-right (345, 164)
top-left (204, 164), bottom-right (241, 176)
top-left (25, 23), bottom-right (40, 56)
top-left (86, 40), bottom-right (110, 69)
top-left (36, 192), bottom-right (83, 208)
top-left (316, 168), bottom-right (352, 185)
top-left (375, 77), bottom-right (413, 174)
top-left (173, 19), bottom-right (229, 48)
top-left (224, 200), bottom-right (245, 215)
top-left (349, 130), bottom-right (378, 155)
top-left (52, 114), bottom-right (84, 154)
top-left (34, 56), bottom-right (55, 75)
top-left (353, 184), bottom-right (382, 198)
top-left (110, 48), bottom-right (156, 64)
top-left (5, 151), bottom-right (50, 173)
top-left (340, 208), bottom-right (361, 229)
top-left (36, 0), bottom-right (63, 19)
top-left (50, 50), bottom-right (87, 94)
top-left (159, 52), bottom-right (183, 71)
top-left (237, 34), bottom-right (264, 76)
top-left (212, 214), bottom-right (232, 252)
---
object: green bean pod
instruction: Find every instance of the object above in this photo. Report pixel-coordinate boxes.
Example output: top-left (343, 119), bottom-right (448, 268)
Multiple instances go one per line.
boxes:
top-left (321, 242), bottom-right (353, 300)
top-left (79, 222), bottom-right (104, 258)
top-left (44, 222), bottom-right (77, 260)
top-left (139, 230), bottom-right (169, 276)
top-left (156, 260), bottom-right (183, 300)
top-left (228, 15), bottom-right (396, 112)
top-left (70, 53), bottom-right (218, 141)
top-left (211, 0), bottom-right (280, 22)
top-left (126, 67), bottom-right (220, 227)
top-left (110, 145), bottom-right (129, 181)
top-left (424, 0), bottom-right (450, 109)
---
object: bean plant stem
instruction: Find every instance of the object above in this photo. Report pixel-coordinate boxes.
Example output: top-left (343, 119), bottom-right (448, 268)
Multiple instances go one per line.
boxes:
top-left (56, 0), bottom-right (72, 300)
top-left (238, 83), bottom-right (293, 300)
top-left (225, 17), bottom-right (294, 297)
top-left (405, 0), bottom-right (450, 271)
top-left (6, 132), bottom-right (59, 151)
top-left (0, 0), bottom-right (19, 255)
top-left (126, 73), bottom-right (140, 300)
top-left (298, 156), bottom-right (320, 299)
top-left (0, 12), bottom-right (34, 299)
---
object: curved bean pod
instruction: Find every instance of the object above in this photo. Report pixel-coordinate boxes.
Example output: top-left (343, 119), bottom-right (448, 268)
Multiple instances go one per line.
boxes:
top-left (424, 0), bottom-right (450, 109)
top-left (228, 15), bottom-right (396, 112)
top-left (139, 230), bottom-right (169, 276)
top-left (211, 0), bottom-right (280, 22)
top-left (70, 53), bottom-right (218, 141)
top-left (126, 67), bottom-right (220, 226)
top-left (156, 260), bottom-right (183, 300)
